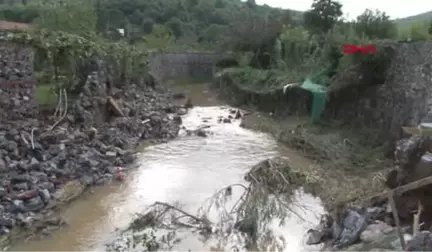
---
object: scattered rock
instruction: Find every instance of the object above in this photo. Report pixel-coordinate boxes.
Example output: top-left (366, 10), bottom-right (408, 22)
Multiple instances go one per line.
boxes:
top-left (172, 93), bottom-right (186, 100)
top-left (306, 214), bottom-right (333, 245)
top-left (360, 221), bottom-right (394, 243)
top-left (177, 108), bottom-right (187, 115)
top-left (406, 231), bottom-right (432, 251)
top-left (184, 98), bottom-right (193, 109)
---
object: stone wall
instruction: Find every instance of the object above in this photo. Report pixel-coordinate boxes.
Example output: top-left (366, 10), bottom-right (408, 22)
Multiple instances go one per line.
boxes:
top-left (325, 41), bottom-right (432, 145)
top-left (0, 42), bottom-right (36, 120)
top-left (148, 52), bottom-right (227, 82)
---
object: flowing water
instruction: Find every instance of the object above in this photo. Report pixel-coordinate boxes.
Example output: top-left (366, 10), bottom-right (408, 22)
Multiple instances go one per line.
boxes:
top-left (10, 84), bottom-right (325, 251)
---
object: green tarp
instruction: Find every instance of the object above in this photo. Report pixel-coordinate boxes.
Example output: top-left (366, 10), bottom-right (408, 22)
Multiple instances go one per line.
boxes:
top-left (299, 78), bottom-right (327, 122)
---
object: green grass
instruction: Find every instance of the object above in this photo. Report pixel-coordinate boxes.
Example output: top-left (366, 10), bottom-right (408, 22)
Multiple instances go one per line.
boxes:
top-left (167, 77), bottom-right (212, 85)
top-left (35, 84), bottom-right (57, 106)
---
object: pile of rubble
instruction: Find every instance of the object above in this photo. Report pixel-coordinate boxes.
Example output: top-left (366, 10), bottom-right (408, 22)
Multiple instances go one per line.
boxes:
top-left (306, 117), bottom-right (432, 251)
top-left (0, 69), bottom-right (182, 239)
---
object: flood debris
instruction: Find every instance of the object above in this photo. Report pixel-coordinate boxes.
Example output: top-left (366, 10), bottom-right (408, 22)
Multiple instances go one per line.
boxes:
top-left (172, 92), bottom-right (186, 100)
top-left (185, 125), bottom-right (211, 137)
top-left (305, 123), bottom-right (432, 251)
top-left (106, 157), bottom-right (314, 252)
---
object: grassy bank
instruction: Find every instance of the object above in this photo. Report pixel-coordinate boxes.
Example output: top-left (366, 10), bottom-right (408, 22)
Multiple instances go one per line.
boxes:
top-left (213, 68), bottom-right (393, 210)
top-left (240, 111), bottom-right (392, 210)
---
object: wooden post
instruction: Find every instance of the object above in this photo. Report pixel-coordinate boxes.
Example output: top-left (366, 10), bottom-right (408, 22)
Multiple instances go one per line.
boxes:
top-left (388, 191), bottom-right (405, 250)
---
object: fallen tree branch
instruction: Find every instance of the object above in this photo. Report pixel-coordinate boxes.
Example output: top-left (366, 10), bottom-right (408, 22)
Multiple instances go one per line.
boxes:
top-left (247, 172), bottom-right (306, 222)
top-left (30, 128), bottom-right (36, 149)
top-left (53, 87), bottom-right (62, 118)
top-left (20, 133), bottom-right (29, 148)
top-left (50, 89), bottom-right (68, 130)
top-left (153, 201), bottom-right (212, 225)
top-left (107, 96), bottom-right (124, 117)
top-left (413, 200), bottom-right (423, 235)
top-left (365, 175), bottom-right (432, 205)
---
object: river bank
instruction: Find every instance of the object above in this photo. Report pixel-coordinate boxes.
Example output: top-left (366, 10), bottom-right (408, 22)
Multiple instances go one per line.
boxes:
top-left (238, 112), bottom-right (392, 210)
top-left (0, 69), bottom-right (183, 249)
top-left (211, 73), bottom-right (392, 210)
top-left (7, 82), bottom-right (328, 251)
top-left (211, 67), bottom-right (432, 250)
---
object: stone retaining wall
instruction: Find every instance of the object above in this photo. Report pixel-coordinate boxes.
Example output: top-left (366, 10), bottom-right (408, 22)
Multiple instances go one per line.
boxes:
top-left (0, 42), bottom-right (36, 120)
top-left (325, 42), bottom-right (432, 144)
top-left (148, 52), bottom-right (227, 83)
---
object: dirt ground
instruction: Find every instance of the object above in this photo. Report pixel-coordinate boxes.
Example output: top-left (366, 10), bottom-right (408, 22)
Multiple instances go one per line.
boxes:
top-left (239, 111), bottom-right (394, 211)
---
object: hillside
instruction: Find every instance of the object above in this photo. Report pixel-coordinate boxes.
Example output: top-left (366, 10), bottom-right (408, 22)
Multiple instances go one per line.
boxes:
top-left (394, 10), bottom-right (432, 25)
top-left (0, 0), bottom-right (301, 48)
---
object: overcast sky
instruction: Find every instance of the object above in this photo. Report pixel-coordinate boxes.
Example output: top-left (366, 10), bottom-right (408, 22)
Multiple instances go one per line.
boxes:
top-left (255, 0), bottom-right (432, 19)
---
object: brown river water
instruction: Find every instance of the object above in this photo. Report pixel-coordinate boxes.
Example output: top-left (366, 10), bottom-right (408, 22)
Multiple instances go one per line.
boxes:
top-left (10, 83), bottom-right (324, 251)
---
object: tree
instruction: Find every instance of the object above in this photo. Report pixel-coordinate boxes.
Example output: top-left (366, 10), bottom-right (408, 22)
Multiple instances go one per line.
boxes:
top-left (355, 9), bottom-right (396, 39)
top-left (34, 0), bottom-right (97, 36)
top-left (428, 20), bottom-right (432, 35)
top-left (409, 22), bottom-right (432, 41)
top-left (141, 18), bottom-right (154, 34)
top-left (304, 0), bottom-right (343, 34)
top-left (200, 24), bottom-right (224, 42)
top-left (215, 0), bottom-right (225, 8)
top-left (166, 17), bottom-right (183, 38)
top-left (246, 0), bottom-right (256, 9)
top-left (142, 24), bottom-right (174, 49)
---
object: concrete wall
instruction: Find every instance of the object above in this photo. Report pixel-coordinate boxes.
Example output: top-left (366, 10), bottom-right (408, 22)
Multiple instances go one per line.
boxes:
top-left (0, 42), bottom-right (36, 120)
top-left (148, 52), bottom-right (227, 82)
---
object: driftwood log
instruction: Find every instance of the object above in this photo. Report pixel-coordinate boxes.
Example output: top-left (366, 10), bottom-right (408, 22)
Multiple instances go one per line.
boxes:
top-left (364, 175), bottom-right (432, 206)
top-left (107, 96), bottom-right (124, 117)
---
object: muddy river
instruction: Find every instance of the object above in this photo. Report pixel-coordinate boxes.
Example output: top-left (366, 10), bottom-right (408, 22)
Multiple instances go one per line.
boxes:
top-left (10, 84), bottom-right (324, 251)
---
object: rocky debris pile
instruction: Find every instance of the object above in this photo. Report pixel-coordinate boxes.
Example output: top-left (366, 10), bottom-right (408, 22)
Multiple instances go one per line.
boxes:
top-left (0, 44), bottom-right (36, 121)
top-left (305, 206), bottom-right (410, 250)
top-left (307, 207), bottom-right (384, 249)
top-left (305, 115), bottom-right (432, 251)
top-left (0, 68), bottom-right (182, 240)
top-left (385, 119), bottom-right (432, 222)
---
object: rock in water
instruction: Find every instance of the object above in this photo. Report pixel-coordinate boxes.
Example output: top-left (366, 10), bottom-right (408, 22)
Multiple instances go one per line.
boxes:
top-left (333, 209), bottom-right (368, 249)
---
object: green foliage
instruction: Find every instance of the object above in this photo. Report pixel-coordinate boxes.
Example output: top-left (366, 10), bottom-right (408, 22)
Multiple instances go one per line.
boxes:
top-left (355, 9), bottom-right (396, 39)
top-left (35, 83), bottom-right (56, 106)
top-left (0, 0), bottom-right (303, 49)
top-left (141, 24), bottom-right (174, 50)
top-left (429, 21), bottom-right (432, 35)
top-left (0, 5), bottom-right (38, 22)
top-left (5, 29), bottom-right (147, 92)
top-left (279, 25), bottom-right (317, 69)
top-left (94, 0), bottom-right (300, 47)
top-left (32, 0), bottom-right (97, 36)
top-left (398, 21), bottom-right (432, 41)
top-left (220, 67), bottom-right (305, 91)
top-left (304, 0), bottom-right (343, 34)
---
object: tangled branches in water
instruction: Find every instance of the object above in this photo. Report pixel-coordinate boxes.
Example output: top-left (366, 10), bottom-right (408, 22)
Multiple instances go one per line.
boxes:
top-left (108, 157), bottom-right (318, 252)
